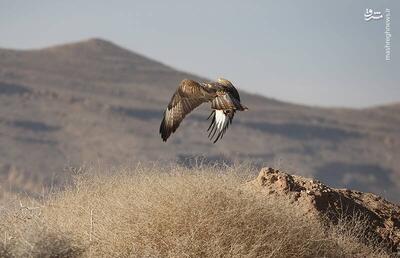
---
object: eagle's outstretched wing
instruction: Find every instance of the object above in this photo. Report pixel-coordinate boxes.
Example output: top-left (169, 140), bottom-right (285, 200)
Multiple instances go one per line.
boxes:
top-left (159, 79), bottom-right (214, 142)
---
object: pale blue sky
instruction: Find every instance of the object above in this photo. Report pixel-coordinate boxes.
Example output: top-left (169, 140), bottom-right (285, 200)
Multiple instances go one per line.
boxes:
top-left (0, 0), bottom-right (398, 108)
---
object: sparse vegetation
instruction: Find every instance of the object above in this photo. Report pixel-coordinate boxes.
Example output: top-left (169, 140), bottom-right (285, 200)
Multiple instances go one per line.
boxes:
top-left (0, 164), bottom-right (390, 257)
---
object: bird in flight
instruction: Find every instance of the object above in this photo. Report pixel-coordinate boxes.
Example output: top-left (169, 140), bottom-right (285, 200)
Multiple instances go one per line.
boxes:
top-left (160, 78), bottom-right (247, 143)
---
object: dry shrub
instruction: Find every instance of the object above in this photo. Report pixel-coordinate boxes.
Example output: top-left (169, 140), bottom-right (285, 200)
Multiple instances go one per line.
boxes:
top-left (0, 164), bottom-right (390, 257)
top-left (328, 212), bottom-right (391, 257)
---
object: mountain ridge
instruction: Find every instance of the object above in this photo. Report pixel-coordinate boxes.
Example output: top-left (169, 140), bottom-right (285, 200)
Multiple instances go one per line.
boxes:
top-left (1, 38), bottom-right (395, 110)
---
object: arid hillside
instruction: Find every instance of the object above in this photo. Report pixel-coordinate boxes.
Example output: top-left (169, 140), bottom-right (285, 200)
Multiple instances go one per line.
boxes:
top-left (0, 38), bottom-right (399, 201)
top-left (1, 165), bottom-right (398, 257)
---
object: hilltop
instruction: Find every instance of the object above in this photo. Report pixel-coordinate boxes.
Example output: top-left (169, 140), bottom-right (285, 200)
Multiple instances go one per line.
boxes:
top-left (0, 165), bottom-right (398, 257)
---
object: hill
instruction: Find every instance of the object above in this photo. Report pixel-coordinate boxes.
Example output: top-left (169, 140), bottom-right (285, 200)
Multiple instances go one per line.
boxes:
top-left (0, 38), bottom-right (399, 201)
top-left (0, 165), bottom-right (397, 257)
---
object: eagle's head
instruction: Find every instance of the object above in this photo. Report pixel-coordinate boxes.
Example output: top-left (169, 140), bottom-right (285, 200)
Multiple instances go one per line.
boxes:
top-left (217, 78), bottom-right (234, 87)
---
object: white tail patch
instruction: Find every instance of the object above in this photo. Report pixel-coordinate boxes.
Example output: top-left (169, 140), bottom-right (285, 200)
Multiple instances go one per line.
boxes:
top-left (207, 109), bottom-right (232, 143)
top-left (215, 110), bottom-right (228, 133)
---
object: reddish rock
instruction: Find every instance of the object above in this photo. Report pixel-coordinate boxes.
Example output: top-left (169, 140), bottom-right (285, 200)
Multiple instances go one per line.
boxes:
top-left (247, 167), bottom-right (400, 252)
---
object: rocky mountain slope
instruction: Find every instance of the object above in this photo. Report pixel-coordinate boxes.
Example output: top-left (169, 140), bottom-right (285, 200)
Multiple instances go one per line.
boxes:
top-left (0, 38), bottom-right (399, 201)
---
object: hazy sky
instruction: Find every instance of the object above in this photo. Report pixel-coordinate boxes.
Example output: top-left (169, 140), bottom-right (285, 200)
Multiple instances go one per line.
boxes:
top-left (0, 0), bottom-right (398, 108)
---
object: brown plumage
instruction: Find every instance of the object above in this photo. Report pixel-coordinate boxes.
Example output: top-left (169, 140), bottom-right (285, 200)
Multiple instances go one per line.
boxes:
top-left (160, 78), bottom-right (247, 143)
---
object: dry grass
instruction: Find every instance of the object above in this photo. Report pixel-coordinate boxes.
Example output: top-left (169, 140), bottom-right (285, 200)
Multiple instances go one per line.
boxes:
top-left (0, 164), bottom-right (390, 257)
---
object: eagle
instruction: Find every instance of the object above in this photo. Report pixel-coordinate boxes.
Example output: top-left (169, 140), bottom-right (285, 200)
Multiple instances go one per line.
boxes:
top-left (159, 78), bottom-right (247, 143)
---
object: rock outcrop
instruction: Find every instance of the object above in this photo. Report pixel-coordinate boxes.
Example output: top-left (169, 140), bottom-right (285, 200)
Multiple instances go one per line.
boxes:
top-left (247, 167), bottom-right (400, 252)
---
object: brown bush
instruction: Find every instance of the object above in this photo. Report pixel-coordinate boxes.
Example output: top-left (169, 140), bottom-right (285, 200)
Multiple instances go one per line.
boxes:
top-left (0, 164), bottom-right (390, 257)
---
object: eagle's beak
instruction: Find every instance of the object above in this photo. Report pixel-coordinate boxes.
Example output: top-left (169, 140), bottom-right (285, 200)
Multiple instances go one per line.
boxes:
top-left (243, 105), bottom-right (249, 111)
